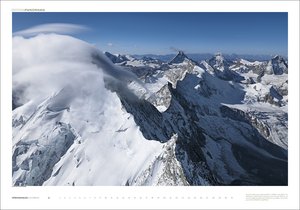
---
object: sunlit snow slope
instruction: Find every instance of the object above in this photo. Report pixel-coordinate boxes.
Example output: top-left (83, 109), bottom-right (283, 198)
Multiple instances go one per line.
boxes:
top-left (12, 34), bottom-right (288, 186)
top-left (12, 34), bottom-right (186, 186)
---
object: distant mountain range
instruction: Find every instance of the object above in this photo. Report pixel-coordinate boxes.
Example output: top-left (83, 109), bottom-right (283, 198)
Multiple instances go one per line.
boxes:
top-left (132, 53), bottom-right (287, 62)
top-left (12, 34), bottom-right (288, 186)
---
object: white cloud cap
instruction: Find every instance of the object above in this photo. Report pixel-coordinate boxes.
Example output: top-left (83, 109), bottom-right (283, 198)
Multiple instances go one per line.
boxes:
top-left (13, 23), bottom-right (89, 37)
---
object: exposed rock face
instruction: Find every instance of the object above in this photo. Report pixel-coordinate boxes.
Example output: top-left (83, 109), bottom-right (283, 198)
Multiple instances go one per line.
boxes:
top-left (116, 68), bottom-right (287, 185)
top-left (13, 108), bottom-right (76, 186)
top-left (220, 106), bottom-right (271, 138)
top-left (104, 51), bottom-right (129, 63)
top-left (206, 53), bottom-right (245, 82)
top-left (147, 84), bottom-right (172, 111)
top-left (169, 51), bottom-right (190, 64)
top-left (12, 37), bottom-right (288, 186)
top-left (132, 134), bottom-right (190, 186)
top-left (266, 55), bottom-right (288, 75)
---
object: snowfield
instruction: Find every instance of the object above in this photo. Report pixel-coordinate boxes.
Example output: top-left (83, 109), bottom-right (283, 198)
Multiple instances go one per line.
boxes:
top-left (12, 34), bottom-right (288, 186)
top-left (12, 34), bottom-right (172, 186)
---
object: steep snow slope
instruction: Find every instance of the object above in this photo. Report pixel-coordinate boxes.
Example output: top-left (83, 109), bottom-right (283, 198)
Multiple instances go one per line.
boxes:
top-left (119, 63), bottom-right (287, 185)
top-left (121, 52), bottom-right (288, 185)
top-left (165, 70), bottom-right (287, 185)
top-left (12, 35), bottom-right (288, 186)
top-left (113, 51), bottom-right (288, 152)
top-left (12, 34), bottom-right (187, 186)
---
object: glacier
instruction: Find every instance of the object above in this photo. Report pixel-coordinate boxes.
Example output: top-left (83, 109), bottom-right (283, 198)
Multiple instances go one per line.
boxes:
top-left (12, 34), bottom-right (288, 186)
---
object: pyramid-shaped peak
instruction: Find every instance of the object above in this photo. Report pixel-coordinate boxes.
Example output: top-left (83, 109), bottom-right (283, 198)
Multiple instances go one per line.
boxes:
top-left (178, 51), bottom-right (185, 56)
top-left (169, 51), bottom-right (189, 64)
top-left (175, 50), bottom-right (187, 58)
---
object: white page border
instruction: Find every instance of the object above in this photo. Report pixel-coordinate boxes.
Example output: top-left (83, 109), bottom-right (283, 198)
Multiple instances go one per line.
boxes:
top-left (1, 1), bottom-right (299, 209)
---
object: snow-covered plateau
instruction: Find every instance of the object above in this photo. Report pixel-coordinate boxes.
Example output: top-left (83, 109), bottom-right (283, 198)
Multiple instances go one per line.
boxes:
top-left (12, 34), bottom-right (288, 186)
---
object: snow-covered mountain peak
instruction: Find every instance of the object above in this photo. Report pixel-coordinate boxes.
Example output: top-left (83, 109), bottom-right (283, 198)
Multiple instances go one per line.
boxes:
top-left (265, 54), bottom-right (288, 75)
top-left (12, 34), bottom-right (288, 187)
top-left (104, 51), bottom-right (133, 63)
top-left (215, 52), bottom-right (224, 62)
top-left (272, 55), bottom-right (282, 60)
top-left (208, 52), bottom-right (229, 71)
top-left (204, 53), bottom-right (244, 82)
top-left (271, 55), bottom-right (287, 65)
top-left (169, 51), bottom-right (190, 64)
top-left (178, 50), bottom-right (185, 56)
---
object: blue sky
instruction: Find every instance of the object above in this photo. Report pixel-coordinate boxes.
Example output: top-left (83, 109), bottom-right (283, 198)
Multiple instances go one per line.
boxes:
top-left (13, 12), bottom-right (287, 56)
